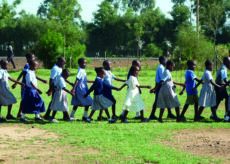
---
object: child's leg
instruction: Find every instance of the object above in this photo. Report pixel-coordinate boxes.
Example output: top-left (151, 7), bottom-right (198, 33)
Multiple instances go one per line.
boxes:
top-left (121, 110), bottom-right (129, 122)
top-left (83, 106), bottom-right (89, 118)
top-left (7, 105), bottom-right (12, 116)
top-left (64, 111), bottom-right (71, 120)
top-left (175, 107), bottom-right (180, 121)
top-left (70, 106), bottom-right (78, 118)
top-left (0, 105), bottom-right (1, 117)
top-left (180, 104), bottom-right (189, 117)
top-left (149, 101), bottom-right (157, 118)
top-left (194, 102), bottom-right (199, 119)
top-left (88, 110), bottom-right (96, 119)
top-left (211, 107), bottom-right (218, 119)
top-left (225, 97), bottom-right (228, 116)
top-left (51, 111), bottom-right (57, 119)
top-left (17, 100), bottom-right (24, 118)
top-left (98, 109), bottom-right (104, 117)
top-left (104, 108), bottom-right (111, 119)
top-left (112, 103), bottom-right (116, 116)
top-left (158, 108), bottom-right (165, 122)
top-left (167, 108), bottom-right (176, 119)
top-left (44, 101), bottom-right (52, 118)
top-left (140, 110), bottom-right (144, 120)
top-left (195, 106), bottom-right (205, 120)
top-left (135, 112), bottom-right (140, 117)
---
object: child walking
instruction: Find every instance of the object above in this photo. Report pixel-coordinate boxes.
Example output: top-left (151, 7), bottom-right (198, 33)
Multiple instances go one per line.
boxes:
top-left (71, 58), bottom-right (93, 121)
top-left (97, 60), bottom-right (126, 120)
top-left (179, 60), bottom-right (203, 121)
top-left (21, 60), bottom-right (48, 122)
top-left (12, 53), bottom-right (35, 118)
top-left (149, 56), bottom-right (177, 120)
top-left (49, 69), bottom-right (75, 123)
top-left (195, 60), bottom-right (224, 122)
top-left (0, 60), bottom-right (25, 122)
top-left (155, 60), bottom-right (185, 123)
top-left (120, 65), bottom-right (151, 123)
top-left (84, 67), bottom-right (119, 123)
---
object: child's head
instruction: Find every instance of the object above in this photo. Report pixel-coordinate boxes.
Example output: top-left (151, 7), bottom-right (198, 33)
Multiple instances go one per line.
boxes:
top-left (62, 69), bottom-right (70, 80)
top-left (28, 60), bottom-right (38, 70)
top-left (0, 59), bottom-right (8, 69)
top-left (223, 57), bottom-right (230, 68)
top-left (57, 57), bottom-right (66, 68)
top-left (103, 60), bottom-right (111, 70)
top-left (132, 60), bottom-right (141, 71)
top-left (130, 65), bottom-right (140, 77)
top-left (166, 60), bottom-right (175, 72)
top-left (26, 53), bottom-right (35, 62)
top-left (205, 60), bottom-right (213, 71)
top-left (95, 67), bottom-right (105, 79)
top-left (78, 58), bottom-right (86, 69)
top-left (187, 60), bottom-right (196, 70)
top-left (159, 56), bottom-right (167, 66)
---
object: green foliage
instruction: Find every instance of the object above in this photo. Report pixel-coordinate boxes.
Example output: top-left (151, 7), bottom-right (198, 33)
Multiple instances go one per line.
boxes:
top-left (144, 43), bottom-right (162, 57)
top-left (35, 29), bottom-right (64, 68)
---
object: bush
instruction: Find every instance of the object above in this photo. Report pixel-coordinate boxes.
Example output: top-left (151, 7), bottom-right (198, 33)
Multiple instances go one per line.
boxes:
top-left (144, 43), bottom-right (163, 57)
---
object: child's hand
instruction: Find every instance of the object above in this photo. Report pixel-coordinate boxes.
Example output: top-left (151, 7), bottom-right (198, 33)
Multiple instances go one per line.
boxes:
top-left (43, 80), bottom-right (48, 84)
top-left (71, 92), bottom-right (75, 96)
top-left (46, 90), bottom-right (52, 96)
top-left (192, 87), bottom-right (196, 92)
top-left (83, 94), bottom-right (87, 98)
top-left (150, 88), bottom-right (156, 94)
top-left (179, 90), bottom-right (184, 95)
top-left (181, 84), bottom-right (186, 88)
top-left (146, 85), bottom-right (152, 89)
top-left (12, 83), bottom-right (17, 89)
top-left (21, 83), bottom-right (25, 87)
top-left (71, 89), bottom-right (75, 93)
top-left (37, 89), bottom-right (42, 95)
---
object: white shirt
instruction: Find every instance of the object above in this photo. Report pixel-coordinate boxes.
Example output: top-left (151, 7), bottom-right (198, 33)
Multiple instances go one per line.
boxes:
top-left (55, 75), bottom-right (66, 89)
top-left (0, 68), bottom-right (10, 82)
top-left (26, 70), bottom-right (37, 88)
top-left (104, 70), bottom-right (116, 86)
top-left (50, 64), bottom-right (62, 85)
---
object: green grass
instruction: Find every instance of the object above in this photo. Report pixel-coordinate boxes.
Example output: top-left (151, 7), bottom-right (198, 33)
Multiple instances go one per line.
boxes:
top-left (1, 68), bottom-right (230, 163)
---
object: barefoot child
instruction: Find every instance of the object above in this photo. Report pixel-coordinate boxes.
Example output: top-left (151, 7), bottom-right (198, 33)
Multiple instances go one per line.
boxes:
top-left (155, 60), bottom-right (185, 122)
top-left (120, 65), bottom-right (151, 123)
top-left (21, 60), bottom-right (48, 122)
top-left (84, 67), bottom-right (118, 123)
top-left (12, 53), bottom-right (35, 118)
top-left (0, 60), bottom-right (25, 121)
top-left (70, 58), bottom-right (93, 121)
top-left (97, 60), bottom-right (126, 120)
top-left (49, 69), bottom-right (75, 123)
top-left (195, 60), bottom-right (225, 122)
top-left (179, 60), bottom-right (203, 121)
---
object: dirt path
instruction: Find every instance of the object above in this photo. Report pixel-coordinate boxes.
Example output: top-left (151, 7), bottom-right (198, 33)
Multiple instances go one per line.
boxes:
top-left (164, 128), bottom-right (230, 163)
top-left (0, 125), bottom-right (100, 164)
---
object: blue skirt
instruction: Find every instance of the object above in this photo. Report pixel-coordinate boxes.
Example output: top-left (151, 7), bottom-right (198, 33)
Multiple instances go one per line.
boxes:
top-left (102, 87), bottom-right (116, 103)
top-left (23, 87), bottom-right (46, 114)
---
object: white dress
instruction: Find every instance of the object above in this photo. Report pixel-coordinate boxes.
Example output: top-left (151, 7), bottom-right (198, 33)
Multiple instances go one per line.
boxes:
top-left (122, 76), bottom-right (145, 112)
top-left (198, 70), bottom-right (216, 107)
top-left (157, 69), bottom-right (180, 108)
top-left (0, 68), bottom-right (17, 106)
top-left (50, 76), bottom-right (69, 112)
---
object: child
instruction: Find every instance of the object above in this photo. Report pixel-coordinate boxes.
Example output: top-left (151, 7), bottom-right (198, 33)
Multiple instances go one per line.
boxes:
top-left (97, 60), bottom-right (126, 120)
top-left (211, 57), bottom-right (230, 121)
top-left (120, 60), bottom-right (142, 119)
top-left (149, 56), bottom-right (176, 120)
top-left (195, 60), bottom-right (224, 122)
top-left (0, 60), bottom-right (25, 122)
top-left (44, 57), bottom-right (72, 120)
top-left (12, 53), bottom-right (35, 118)
top-left (71, 58), bottom-right (93, 121)
top-left (179, 60), bottom-right (203, 121)
top-left (155, 60), bottom-right (185, 123)
top-left (49, 69), bottom-right (75, 123)
top-left (84, 67), bottom-right (118, 123)
top-left (21, 60), bottom-right (48, 122)
top-left (120, 65), bottom-right (151, 123)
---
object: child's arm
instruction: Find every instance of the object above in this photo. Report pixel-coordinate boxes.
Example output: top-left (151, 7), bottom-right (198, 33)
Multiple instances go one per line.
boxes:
top-left (9, 77), bottom-right (25, 87)
top-left (12, 71), bottom-right (25, 88)
top-left (114, 77), bottom-right (126, 82)
top-left (137, 85), bottom-right (151, 89)
top-left (46, 83), bottom-right (54, 96)
top-left (63, 88), bottom-right (75, 96)
top-left (84, 81), bottom-right (98, 98)
top-left (71, 79), bottom-right (79, 92)
top-left (192, 80), bottom-right (203, 92)
top-left (150, 82), bottom-right (162, 93)
top-left (179, 81), bottom-right (186, 95)
top-left (118, 83), bottom-right (127, 91)
top-left (30, 82), bottom-right (42, 94)
top-left (87, 80), bottom-right (94, 83)
top-left (173, 81), bottom-right (186, 88)
top-left (65, 79), bottom-right (74, 87)
top-left (210, 80), bottom-right (221, 88)
top-left (36, 76), bottom-right (48, 84)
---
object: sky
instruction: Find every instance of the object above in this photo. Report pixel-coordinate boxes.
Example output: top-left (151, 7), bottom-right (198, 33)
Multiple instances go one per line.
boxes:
top-left (7, 0), bottom-right (174, 22)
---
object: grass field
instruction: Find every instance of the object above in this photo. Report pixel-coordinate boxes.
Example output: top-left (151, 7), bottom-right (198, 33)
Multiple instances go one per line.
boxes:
top-left (1, 66), bottom-right (230, 164)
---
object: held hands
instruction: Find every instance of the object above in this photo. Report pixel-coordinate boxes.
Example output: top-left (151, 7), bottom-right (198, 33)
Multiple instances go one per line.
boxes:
top-left (146, 85), bottom-right (152, 89)
top-left (71, 91), bottom-right (75, 96)
top-left (12, 83), bottom-right (17, 89)
top-left (21, 83), bottom-right (25, 87)
top-left (179, 90), bottom-right (184, 95)
top-left (150, 88), bottom-right (156, 94)
top-left (46, 90), bottom-right (52, 96)
top-left (43, 80), bottom-right (48, 84)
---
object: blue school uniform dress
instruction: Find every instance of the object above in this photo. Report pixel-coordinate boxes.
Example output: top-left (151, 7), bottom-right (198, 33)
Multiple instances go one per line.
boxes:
top-left (23, 70), bottom-right (46, 114)
top-left (215, 64), bottom-right (228, 102)
top-left (155, 64), bottom-right (165, 99)
top-left (21, 63), bottom-right (29, 99)
top-left (185, 70), bottom-right (199, 105)
top-left (71, 67), bottom-right (93, 106)
top-left (0, 68), bottom-right (17, 106)
top-left (102, 70), bottom-right (116, 103)
top-left (85, 77), bottom-right (117, 110)
top-left (50, 64), bottom-right (62, 86)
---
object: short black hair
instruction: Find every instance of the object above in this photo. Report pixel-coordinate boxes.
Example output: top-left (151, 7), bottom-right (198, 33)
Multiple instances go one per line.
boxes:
top-left (103, 60), bottom-right (110, 67)
top-left (62, 68), bottom-right (70, 76)
top-left (95, 67), bottom-right (104, 74)
top-left (130, 65), bottom-right (139, 75)
top-left (166, 60), bottom-right (174, 67)
top-left (223, 57), bottom-right (229, 65)
top-left (132, 60), bottom-right (140, 66)
top-left (187, 60), bottom-right (195, 67)
top-left (28, 60), bottom-right (36, 67)
top-left (205, 60), bottom-right (213, 68)
top-left (25, 53), bottom-right (34, 60)
top-left (78, 58), bottom-right (85, 65)
top-left (159, 56), bottom-right (167, 63)
top-left (0, 59), bottom-right (7, 66)
top-left (57, 57), bottom-right (65, 63)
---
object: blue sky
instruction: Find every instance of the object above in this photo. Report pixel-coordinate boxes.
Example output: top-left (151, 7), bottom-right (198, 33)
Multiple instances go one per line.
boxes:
top-left (8, 0), bottom-right (173, 22)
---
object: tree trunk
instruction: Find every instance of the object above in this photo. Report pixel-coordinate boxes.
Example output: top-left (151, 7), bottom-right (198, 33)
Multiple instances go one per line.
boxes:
top-left (196, 0), bottom-right (199, 37)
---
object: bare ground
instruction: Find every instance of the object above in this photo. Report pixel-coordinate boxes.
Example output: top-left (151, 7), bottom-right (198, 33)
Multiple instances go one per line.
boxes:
top-left (164, 128), bottom-right (230, 163)
top-left (0, 125), bottom-right (100, 164)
